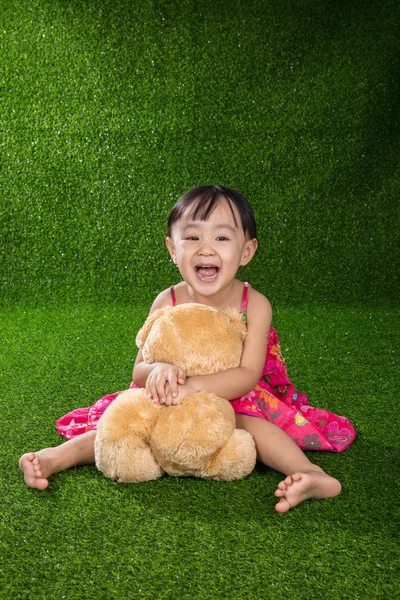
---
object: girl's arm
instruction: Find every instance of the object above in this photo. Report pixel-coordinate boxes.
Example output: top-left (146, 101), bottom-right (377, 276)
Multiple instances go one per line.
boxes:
top-left (178, 289), bottom-right (271, 401)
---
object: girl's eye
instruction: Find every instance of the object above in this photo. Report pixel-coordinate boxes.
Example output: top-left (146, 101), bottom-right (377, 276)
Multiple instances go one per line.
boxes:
top-left (216, 236), bottom-right (228, 241)
top-left (186, 236), bottom-right (198, 241)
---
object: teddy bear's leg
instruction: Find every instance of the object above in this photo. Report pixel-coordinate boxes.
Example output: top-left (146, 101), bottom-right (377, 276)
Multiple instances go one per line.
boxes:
top-left (150, 392), bottom-right (238, 477)
top-left (95, 389), bottom-right (164, 483)
top-left (201, 429), bottom-right (257, 481)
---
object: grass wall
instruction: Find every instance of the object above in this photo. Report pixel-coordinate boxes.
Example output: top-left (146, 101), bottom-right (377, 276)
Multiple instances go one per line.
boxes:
top-left (1, 0), bottom-right (399, 306)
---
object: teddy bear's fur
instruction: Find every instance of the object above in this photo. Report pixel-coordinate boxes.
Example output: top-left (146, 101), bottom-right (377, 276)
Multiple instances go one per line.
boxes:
top-left (94, 303), bottom-right (257, 483)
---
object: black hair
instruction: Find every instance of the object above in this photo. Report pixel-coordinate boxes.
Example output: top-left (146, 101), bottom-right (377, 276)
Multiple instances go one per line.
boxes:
top-left (167, 185), bottom-right (257, 239)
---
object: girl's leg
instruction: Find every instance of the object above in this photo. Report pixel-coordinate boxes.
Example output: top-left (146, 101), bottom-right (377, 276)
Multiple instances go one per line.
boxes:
top-left (19, 430), bottom-right (96, 490)
top-left (236, 414), bottom-right (341, 512)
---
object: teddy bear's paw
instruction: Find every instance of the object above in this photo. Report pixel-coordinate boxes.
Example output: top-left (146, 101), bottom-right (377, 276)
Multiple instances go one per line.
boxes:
top-left (95, 440), bottom-right (165, 483)
top-left (201, 429), bottom-right (257, 481)
top-left (114, 445), bottom-right (165, 483)
top-left (97, 388), bottom-right (159, 442)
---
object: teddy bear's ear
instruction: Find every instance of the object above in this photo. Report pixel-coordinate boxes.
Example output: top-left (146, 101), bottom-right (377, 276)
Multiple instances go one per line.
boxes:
top-left (136, 306), bottom-right (173, 348)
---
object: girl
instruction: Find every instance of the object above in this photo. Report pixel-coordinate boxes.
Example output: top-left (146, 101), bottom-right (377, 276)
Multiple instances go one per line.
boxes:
top-left (20, 185), bottom-right (355, 512)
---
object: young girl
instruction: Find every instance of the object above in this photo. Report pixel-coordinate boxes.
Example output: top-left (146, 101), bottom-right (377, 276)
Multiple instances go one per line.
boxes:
top-left (20, 185), bottom-right (355, 512)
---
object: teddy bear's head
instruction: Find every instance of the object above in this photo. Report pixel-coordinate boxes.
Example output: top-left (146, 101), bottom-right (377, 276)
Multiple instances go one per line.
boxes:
top-left (136, 304), bottom-right (247, 376)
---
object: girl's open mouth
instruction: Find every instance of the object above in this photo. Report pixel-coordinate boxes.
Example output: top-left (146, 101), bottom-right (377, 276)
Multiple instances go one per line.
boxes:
top-left (195, 265), bottom-right (219, 281)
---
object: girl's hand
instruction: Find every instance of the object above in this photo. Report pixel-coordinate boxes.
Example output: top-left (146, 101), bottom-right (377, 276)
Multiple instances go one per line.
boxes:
top-left (146, 363), bottom-right (186, 405)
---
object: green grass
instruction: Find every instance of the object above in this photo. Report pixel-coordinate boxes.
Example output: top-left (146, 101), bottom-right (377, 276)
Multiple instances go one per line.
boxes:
top-left (1, 0), bottom-right (399, 306)
top-left (1, 304), bottom-right (399, 598)
top-left (1, 0), bottom-right (399, 597)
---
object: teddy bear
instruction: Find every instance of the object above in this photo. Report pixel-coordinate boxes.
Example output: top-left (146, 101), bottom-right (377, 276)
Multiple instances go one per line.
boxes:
top-left (94, 303), bottom-right (257, 483)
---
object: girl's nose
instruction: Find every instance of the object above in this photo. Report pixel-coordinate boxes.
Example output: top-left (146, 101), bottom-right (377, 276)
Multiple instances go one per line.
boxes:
top-left (198, 242), bottom-right (215, 256)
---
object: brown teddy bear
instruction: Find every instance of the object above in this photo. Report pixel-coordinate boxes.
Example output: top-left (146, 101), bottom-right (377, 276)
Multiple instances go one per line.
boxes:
top-left (94, 303), bottom-right (257, 483)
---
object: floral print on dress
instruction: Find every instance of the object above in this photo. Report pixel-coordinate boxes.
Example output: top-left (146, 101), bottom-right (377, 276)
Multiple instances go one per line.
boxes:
top-left (269, 342), bottom-right (286, 366)
top-left (230, 327), bottom-right (356, 452)
top-left (301, 434), bottom-right (323, 450)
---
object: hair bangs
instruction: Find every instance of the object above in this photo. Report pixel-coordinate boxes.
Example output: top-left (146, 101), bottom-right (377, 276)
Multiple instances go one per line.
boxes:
top-left (190, 188), bottom-right (238, 228)
top-left (167, 185), bottom-right (257, 240)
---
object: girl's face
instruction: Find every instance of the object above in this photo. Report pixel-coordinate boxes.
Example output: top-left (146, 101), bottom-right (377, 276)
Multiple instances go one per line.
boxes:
top-left (166, 199), bottom-right (258, 297)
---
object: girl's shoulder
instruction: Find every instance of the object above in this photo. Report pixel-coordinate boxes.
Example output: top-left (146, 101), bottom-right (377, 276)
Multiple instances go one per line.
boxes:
top-left (246, 284), bottom-right (272, 310)
top-left (149, 282), bottom-right (189, 312)
top-left (149, 287), bottom-right (175, 312)
top-left (246, 284), bottom-right (272, 324)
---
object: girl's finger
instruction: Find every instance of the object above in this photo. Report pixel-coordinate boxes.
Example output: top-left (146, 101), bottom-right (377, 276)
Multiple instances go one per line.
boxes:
top-left (146, 379), bottom-right (153, 398)
top-left (177, 368), bottom-right (186, 384)
top-left (167, 373), bottom-right (179, 398)
top-left (148, 376), bottom-right (160, 403)
top-left (156, 374), bottom-right (168, 404)
top-left (169, 381), bottom-right (178, 405)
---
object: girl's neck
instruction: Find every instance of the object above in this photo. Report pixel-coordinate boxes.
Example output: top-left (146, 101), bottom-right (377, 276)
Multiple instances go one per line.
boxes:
top-left (174, 279), bottom-right (244, 311)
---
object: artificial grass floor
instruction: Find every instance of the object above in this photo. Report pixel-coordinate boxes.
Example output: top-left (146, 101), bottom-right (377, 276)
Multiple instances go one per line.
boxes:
top-left (1, 302), bottom-right (399, 599)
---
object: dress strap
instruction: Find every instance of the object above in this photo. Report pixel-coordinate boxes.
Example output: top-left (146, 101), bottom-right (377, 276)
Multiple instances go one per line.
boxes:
top-left (241, 282), bottom-right (249, 322)
top-left (170, 286), bottom-right (177, 306)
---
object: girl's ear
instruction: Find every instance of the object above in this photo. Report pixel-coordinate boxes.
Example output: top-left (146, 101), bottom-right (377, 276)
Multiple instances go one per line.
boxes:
top-left (165, 237), bottom-right (177, 264)
top-left (240, 238), bottom-right (258, 266)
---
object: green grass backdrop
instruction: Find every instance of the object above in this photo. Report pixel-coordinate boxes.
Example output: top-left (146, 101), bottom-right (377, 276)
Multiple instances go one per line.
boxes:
top-left (1, 0), bottom-right (398, 306)
top-left (1, 0), bottom-right (399, 598)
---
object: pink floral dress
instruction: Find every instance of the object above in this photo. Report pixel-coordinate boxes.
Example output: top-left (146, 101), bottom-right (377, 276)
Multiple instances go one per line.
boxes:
top-left (56, 283), bottom-right (356, 452)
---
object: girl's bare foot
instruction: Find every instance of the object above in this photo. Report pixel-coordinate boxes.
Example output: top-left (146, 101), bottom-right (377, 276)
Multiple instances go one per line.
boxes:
top-left (19, 451), bottom-right (55, 490)
top-left (19, 432), bottom-right (96, 489)
top-left (274, 471), bottom-right (342, 513)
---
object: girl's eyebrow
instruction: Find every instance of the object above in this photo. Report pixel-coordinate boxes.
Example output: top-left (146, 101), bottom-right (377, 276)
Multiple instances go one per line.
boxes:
top-left (181, 222), bottom-right (237, 232)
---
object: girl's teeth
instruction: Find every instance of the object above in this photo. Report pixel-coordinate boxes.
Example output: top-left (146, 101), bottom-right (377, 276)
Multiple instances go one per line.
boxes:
top-left (197, 266), bottom-right (218, 279)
